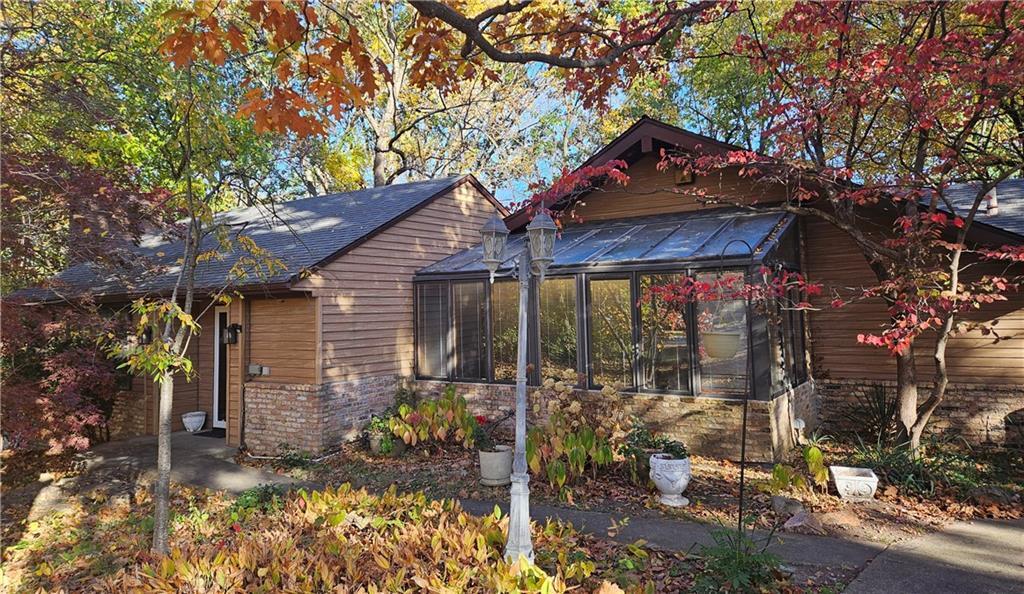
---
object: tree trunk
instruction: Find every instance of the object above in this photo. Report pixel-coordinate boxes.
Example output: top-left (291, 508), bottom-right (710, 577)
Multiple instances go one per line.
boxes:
top-left (152, 370), bottom-right (174, 554)
top-left (372, 147), bottom-right (388, 187)
top-left (896, 350), bottom-right (919, 441)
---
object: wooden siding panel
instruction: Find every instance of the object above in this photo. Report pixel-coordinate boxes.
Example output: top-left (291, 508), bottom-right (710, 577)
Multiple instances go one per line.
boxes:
top-left (573, 156), bottom-right (788, 222)
top-left (247, 296), bottom-right (317, 384)
top-left (803, 217), bottom-right (1024, 384)
top-left (301, 182), bottom-right (499, 382)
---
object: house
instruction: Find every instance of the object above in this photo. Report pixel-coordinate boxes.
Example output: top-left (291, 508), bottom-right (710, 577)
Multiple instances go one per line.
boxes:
top-left (17, 175), bottom-right (505, 455)
top-left (411, 118), bottom-right (1024, 461)
top-left (18, 118), bottom-right (1024, 461)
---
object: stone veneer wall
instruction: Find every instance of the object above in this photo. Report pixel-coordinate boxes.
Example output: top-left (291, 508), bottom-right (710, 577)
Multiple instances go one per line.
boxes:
top-left (242, 375), bottom-right (401, 455)
top-left (107, 391), bottom-right (148, 439)
top-left (819, 380), bottom-right (1024, 448)
top-left (412, 380), bottom-right (804, 462)
top-left (243, 382), bottom-right (322, 454)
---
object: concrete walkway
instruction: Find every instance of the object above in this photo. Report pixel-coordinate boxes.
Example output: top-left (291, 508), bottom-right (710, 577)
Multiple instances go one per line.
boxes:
top-left (462, 499), bottom-right (885, 577)
top-left (843, 518), bottom-right (1024, 594)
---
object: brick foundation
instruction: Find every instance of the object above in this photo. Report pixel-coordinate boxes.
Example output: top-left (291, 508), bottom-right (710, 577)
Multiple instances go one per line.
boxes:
top-left (412, 380), bottom-right (816, 462)
top-left (242, 376), bottom-right (402, 455)
top-left (107, 391), bottom-right (148, 439)
top-left (819, 379), bottom-right (1024, 448)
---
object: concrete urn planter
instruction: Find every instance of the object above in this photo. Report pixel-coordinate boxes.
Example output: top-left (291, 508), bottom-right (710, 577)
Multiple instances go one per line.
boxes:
top-left (702, 332), bottom-right (741, 359)
top-left (650, 453), bottom-right (692, 507)
top-left (829, 465), bottom-right (879, 501)
top-left (181, 411), bottom-right (206, 433)
top-left (478, 445), bottom-right (513, 486)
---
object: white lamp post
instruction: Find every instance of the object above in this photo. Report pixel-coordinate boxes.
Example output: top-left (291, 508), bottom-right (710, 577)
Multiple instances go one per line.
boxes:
top-left (480, 209), bottom-right (556, 562)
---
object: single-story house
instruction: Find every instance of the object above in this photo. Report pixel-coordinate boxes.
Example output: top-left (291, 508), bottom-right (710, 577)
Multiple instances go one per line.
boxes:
top-left (17, 118), bottom-right (1024, 461)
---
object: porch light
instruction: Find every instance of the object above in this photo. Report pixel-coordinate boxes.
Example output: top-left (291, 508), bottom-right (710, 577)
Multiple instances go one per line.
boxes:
top-left (222, 323), bottom-right (242, 345)
top-left (480, 212), bottom-right (510, 283)
top-left (526, 210), bottom-right (557, 280)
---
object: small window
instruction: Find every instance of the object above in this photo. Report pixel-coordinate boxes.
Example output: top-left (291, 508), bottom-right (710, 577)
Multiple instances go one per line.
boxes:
top-left (416, 282), bottom-right (449, 378)
top-left (588, 277), bottom-right (634, 389)
top-left (538, 277), bottom-right (578, 380)
top-left (640, 274), bottom-right (690, 392)
top-left (453, 281), bottom-right (486, 380)
top-left (696, 271), bottom-right (749, 395)
top-left (491, 280), bottom-right (519, 382)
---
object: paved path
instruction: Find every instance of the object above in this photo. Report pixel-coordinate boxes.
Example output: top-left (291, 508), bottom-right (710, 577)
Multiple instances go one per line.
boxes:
top-left (843, 518), bottom-right (1024, 594)
top-left (462, 499), bottom-right (884, 580)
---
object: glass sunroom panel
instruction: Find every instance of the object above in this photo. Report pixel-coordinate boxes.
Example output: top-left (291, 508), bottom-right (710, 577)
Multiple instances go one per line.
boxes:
top-left (640, 274), bottom-right (690, 392)
top-left (588, 277), bottom-right (634, 388)
top-left (453, 281), bottom-right (486, 380)
top-left (491, 280), bottom-right (519, 382)
top-left (695, 271), bottom-right (749, 395)
top-left (538, 277), bottom-right (578, 380)
top-left (416, 282), bottom-right (448, 378)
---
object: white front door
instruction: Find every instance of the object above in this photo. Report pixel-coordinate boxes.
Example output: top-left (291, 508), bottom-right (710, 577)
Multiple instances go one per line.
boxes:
top-left (212, 307), bottom-right (228, 429)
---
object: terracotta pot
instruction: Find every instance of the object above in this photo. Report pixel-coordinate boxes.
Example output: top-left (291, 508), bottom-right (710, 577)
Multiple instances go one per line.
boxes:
top-left (703, 332), bottom-right (741, 359)
top-left (649, 453), bottom-right (691, 507)
top-left (181, 411), bottom-right (206, 433)
top-left (478, 445), bottom-right (513, 486)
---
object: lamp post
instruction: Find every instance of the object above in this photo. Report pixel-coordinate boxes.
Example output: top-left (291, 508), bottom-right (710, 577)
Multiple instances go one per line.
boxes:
top-left (479, 210), bottom-right (556, 562)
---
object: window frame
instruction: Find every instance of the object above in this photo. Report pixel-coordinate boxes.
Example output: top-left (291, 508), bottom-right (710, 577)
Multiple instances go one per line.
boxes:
top-left (413, 280), bottom-right (451, 381)
top-left (451, 279), bottom-right (488, 382)
top-left (637, 270), bottom-right (697, 396)
top-left (584, 272), bottom-right (636, 391)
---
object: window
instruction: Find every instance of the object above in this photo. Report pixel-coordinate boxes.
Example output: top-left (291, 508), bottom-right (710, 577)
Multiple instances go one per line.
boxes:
top-left (640, 274), bottom-right (690, 392)
top-left (588, 277), bottom-right (634, 388)
top-left (696, 271), bottom-right (748, 395)
top-left (416, 282), bottom-right (449, 378)
top-left (538, 277), bottom-right (578, 379)
top-left (491, 280), bottom-right (519, 382)
top-left (453, 281), bottom-right (486, 380)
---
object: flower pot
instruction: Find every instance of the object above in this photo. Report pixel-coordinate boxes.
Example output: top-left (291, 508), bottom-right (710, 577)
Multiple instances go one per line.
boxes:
top-left (181, 411), bottom-right (206, 433)
top-left (479, 445), bottom-right (513, 486)
top-left (829, 465), bottom-right (878, 502)
top-left (703, 332), bottom-right (741, 359)
top-left (650, 453), bottom-right (691, 507)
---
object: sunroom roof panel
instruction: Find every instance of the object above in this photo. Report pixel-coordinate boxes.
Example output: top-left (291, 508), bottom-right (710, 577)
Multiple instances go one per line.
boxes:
top-left (416, 208), bottom-right (793, 276)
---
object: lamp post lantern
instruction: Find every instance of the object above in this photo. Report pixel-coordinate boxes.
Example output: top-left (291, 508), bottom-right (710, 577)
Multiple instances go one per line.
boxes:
top-left (480, 209), bottom-right (556, 562)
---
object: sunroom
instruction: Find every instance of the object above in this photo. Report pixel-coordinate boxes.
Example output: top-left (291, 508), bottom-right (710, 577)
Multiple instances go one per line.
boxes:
top-left (412, 208), bottom-right (815, 461)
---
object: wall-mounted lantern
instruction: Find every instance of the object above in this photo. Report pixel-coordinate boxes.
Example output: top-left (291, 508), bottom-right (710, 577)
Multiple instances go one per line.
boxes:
top-left (139, 326), bottom-right (154, 346)
top-left (222, 323), bottom-right (242, 345)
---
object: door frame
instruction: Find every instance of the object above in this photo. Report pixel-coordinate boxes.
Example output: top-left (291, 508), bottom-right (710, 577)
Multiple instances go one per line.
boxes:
top-left (212, 306), bottom-right (228, 429)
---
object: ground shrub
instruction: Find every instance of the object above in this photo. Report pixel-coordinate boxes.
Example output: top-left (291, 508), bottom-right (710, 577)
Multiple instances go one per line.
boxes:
top-left (389, 384), bottom-right (477, 449)
top-left (848, 437), bottom-right (982, 496)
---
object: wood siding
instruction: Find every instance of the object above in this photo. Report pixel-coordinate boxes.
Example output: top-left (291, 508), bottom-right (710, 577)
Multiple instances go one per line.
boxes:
top-left (145, 305), bottom-right (217, 433)
top-left (226, 299), bottom-right (245, 446)
top-left (572, 155), bottom-right (788, 222)
top-left (803, 217), bottom-right (1024, 384)
top-left (247, 296), bottom-right (317, 384)
top-left (296, 182), bottom-right (499, 382)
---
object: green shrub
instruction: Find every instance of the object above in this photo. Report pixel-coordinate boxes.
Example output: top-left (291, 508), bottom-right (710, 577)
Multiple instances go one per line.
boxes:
top-left (229, 483), bottom-right (288, 522)
top-left (619, 422), bottom-right (688, 484)
top-left (389, 384), bottom-right (477, 448)
top-left (849, 437), bottom-right (981, 496)
top-left (695, 522), bottom-right (782, 593)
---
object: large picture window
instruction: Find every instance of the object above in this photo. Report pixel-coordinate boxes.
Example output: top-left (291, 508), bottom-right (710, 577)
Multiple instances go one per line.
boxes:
top-left (491, 280), bottom-right (519, 382)
top-left (640, 274), bottom-right (690, 392)
top-left (415, 282), bottom-right (449, 378)
top-left (588, 277), bottom-right (634, 388)
top-left (695, 271), bottom-right (749, 395)
top-left (538, 277), bottom-right (578, 379)
top-left (453, 281), bottom-right (486, 380)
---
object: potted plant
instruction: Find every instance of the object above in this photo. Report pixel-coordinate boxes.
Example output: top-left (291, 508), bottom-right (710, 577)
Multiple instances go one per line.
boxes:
top-left (181, 411), bottom-right (206, 433)
top-left (649, 440), bottom-right (692, 507)
top-left (474, 416), bottom-right (512, 486)
top-left (366, 414), bottom-right (404, 456)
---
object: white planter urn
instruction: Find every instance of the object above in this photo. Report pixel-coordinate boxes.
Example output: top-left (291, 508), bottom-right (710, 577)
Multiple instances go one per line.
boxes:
top-left (830, 465), bottom-right (879, 502)
top-left (479, 445), bottom-right (513, 486)
top-left (650, 453), bottom-right (691, 507)
top-left (181, 411), bottom-right (206, 433)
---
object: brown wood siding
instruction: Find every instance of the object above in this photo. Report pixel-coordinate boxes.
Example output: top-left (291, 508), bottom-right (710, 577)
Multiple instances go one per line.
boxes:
top-left (247, 296), bottom-right (317, 384)
top-left (572, 155), bottom-right (788, 222)
top-left (297, 182), bottom-right (499, 382)
top-left (226, 299), bottom-right (245, 446)
top-left (147, 305), bottom-right (216, 433)
top-left (804, 217), bottom-right (1024, 384)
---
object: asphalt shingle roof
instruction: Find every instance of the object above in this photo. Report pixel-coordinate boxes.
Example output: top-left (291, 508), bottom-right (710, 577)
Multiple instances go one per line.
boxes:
top-left (17, 175), bottom-right (469, 302)
top-left (945, 179), bottom-right (1024, 238)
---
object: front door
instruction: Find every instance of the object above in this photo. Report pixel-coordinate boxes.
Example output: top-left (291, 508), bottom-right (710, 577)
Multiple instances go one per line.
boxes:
top-left (212, 307), bottom-right (228, 429)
